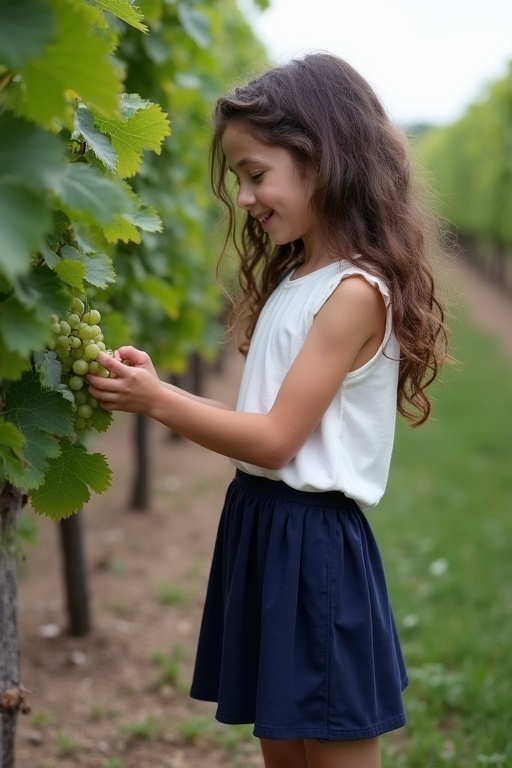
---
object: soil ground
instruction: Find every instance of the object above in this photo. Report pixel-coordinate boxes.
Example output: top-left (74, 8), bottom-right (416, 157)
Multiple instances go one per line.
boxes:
top-left (14, 259), bottom-right (512, 768)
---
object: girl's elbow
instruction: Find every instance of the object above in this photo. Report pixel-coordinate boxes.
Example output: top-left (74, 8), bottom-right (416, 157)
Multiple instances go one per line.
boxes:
top-left (251, 421), bottom-right (302, 470)
top-left (260, 441), bottom-right (297, 471)
top-left (260, 454), bottom-right (286, 471)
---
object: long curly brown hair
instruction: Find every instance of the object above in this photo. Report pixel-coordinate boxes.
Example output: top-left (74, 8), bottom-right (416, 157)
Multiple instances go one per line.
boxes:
top-left (210, 52), bottom-right (449, 426)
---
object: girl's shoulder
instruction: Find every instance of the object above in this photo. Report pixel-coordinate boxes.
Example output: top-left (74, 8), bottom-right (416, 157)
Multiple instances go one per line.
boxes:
top-left (279, 258), bottom-right (391, 317)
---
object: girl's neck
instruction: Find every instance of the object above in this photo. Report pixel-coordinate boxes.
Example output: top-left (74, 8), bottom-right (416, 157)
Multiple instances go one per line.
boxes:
top-left (292, 244), bottom-right (340, 279)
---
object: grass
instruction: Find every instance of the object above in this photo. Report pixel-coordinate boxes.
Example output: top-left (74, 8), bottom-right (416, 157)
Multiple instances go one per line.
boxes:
top-left (372, 307), bottom-right (512, 767)
top-left (118, 715), bottom-right (162, 743)
top-left (157, 580), bottom-right (189, 606)
top-left (151, 643), bottom-right (188, 688)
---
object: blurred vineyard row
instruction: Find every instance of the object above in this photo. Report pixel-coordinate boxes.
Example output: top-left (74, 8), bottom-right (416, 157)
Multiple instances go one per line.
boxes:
top-left (417, 61), bottom-right (512, 289)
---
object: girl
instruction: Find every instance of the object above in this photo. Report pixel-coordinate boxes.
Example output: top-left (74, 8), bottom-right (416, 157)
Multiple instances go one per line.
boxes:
top-left (88, 52), bottom-right (448, 768)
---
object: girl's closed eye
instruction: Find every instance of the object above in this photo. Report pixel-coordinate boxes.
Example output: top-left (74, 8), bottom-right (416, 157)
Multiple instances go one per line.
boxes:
top-left (250, 172), bottom-right (264, 182)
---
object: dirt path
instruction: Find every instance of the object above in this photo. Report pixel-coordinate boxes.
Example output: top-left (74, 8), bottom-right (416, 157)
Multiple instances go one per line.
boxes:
top-left (448, 257), bottom-right (512, 358)
top-left (14, 260), bottom-right (512, 768)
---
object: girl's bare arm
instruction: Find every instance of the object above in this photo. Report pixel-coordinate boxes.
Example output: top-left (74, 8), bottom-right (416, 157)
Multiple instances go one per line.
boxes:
top-left (87, 276), bottom-right (385, 469)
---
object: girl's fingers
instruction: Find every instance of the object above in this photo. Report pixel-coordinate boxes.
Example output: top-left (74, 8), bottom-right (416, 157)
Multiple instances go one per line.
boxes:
top-left (86, 354), bottom-right (131, 395)
top-left (95, 351), bottom-right (130, 376)
top-left (115, 346), bottom-right (148, 366)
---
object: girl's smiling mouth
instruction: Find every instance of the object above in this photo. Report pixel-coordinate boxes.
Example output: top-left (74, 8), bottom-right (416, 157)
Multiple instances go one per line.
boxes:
top-left (258, 211), bottom-right (274, 227)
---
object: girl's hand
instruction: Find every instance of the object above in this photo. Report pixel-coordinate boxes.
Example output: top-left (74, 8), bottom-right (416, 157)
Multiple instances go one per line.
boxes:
top-left (86, 348), bottom-right (162, 414)
top-left (112, 345), bottom-right (158, 378)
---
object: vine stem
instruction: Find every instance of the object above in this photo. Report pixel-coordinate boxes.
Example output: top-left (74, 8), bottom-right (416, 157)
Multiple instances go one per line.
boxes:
top-left (0, 72), bottom-right (14, 95)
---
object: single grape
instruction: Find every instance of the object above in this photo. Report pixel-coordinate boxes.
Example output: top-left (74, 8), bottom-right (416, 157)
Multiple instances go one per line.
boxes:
top-left (56, 334), bottom-right (70, 348)
top-left (88, 395), bottom-right (99, 409)
top-left (77, 404), bottom-right (93, 420)
top-left (97, 366), bottom-right (111, 378)
top-left (67, 313), bottom-right (81, 329)
top-left (71, 298), bottom-right (85, 315)
top-left (59, 320), bottom-right (71, 336)
top-left (90, 324), bottom-right (101, 339)
top-left (71, 347), bottom-right (83, 360)
top-left (78, 324), bottom-right (93, 340)
top-left (72, 358), bottom-right (89, 376)
top-left (69, 335), bottom-right (82, 349)
top-left (69, 376), bottom-right (84, 391)
top-left (74, 417), bottom-right (87, 430)
top-left (88, 309), bottom-right (101, 325)
top-left (88, 361), bottom-right (100, 375)
top-left (97, 342), bottom-right (106, 352)
top-left (84, 343), bottom-right (100, 360)
top-left (74, 390), bottom-right (88, 406)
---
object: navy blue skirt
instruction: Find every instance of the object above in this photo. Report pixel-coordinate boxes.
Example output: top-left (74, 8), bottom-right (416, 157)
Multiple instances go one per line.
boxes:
top-left (190, 471), bottom-right (407, 741)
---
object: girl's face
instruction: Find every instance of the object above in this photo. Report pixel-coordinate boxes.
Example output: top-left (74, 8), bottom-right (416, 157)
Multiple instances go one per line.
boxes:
top-left (221, 123), bottom-right (318, 256)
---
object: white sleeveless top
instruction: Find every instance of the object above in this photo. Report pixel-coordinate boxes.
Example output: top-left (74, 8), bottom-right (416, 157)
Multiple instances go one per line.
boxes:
top-left (231, 260), bottom-right (400, 509)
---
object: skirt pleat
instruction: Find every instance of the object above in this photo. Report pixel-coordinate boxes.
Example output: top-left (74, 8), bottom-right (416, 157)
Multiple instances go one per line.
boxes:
top-left (190, 471), bottom-right (407, 741)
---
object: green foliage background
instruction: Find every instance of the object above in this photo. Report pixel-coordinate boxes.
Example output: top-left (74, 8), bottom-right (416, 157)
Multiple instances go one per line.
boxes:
top-left (0, 0), bottom-right (266, 518)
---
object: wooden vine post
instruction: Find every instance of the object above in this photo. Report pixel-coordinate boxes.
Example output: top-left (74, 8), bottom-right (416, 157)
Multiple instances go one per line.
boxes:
top-left (0, 484), bottom-right (29, 768)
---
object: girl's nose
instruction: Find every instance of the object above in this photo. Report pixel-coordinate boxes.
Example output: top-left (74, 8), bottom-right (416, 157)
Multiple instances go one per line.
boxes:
top-left (236, 183), bottom-right (256, 209)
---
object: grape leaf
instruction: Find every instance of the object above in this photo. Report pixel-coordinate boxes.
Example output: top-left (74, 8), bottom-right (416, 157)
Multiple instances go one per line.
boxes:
top-left (29, 441), bottom-right (112, 519)
top-left (0, 419), bottom-right (25, 463)
top-left (141, 29), bottom-right (170, 65)
top-left (74, 105), bottom-right (117, 171)
top-left (119, 93), bottom-right (151, 118)
top-left (4, 428), bottom-right (62, 490)
top-left (0, 297), bottom-right (51, 357)
top-left (3, 373), bottom-right (75, 443)
top-left (33, 350), bottom-right (62, 389)
top-left (0, 0), bottom-right (55, 69)
top-left (56, 163), bottom-right (132, 225)
top-left (0, 180), bottom-right (52, 280)
top-left (53, 259), bottom-right (86, 290)
top-left (93, 0), bottom-right (148, 32)
top-left (96, 102), bottom-right (171, 178)
top-left (13, 265), bottom-right (69, 317)
top-left (0, 337), bottom-right (30, 381)
top-left (60, 247), bottom-right (116, 289)
top-left (176, 4), bottom-right (210, 48)
top-left (3, 371), bottom-right (75, 490)
top-left (103, 215), bottom-right (141, 244)
top-left (0, 268), bottom-right (67, 373)
top-left (90, 408), bottom-right (113, 433)
top-left (140, 276), bottom-right (181, 319)
top-left (126, 206), bottom-right (163, 233)
top-left (0, 114), bottom-right (66, 191)
top-left (22, 0), bottom-right (121, 126)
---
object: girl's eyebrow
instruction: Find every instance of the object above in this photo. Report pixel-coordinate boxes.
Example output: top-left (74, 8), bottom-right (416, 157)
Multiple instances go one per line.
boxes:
top-left (229, 156), bottom-right (261, 172)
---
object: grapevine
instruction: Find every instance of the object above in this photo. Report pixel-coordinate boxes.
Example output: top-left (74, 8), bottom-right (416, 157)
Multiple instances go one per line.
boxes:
top-left (50, 298), bottom-right (112, 433)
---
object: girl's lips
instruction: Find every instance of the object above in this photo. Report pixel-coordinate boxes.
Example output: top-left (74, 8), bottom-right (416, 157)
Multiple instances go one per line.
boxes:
top-left (259, 211), bottom-right (274, 229)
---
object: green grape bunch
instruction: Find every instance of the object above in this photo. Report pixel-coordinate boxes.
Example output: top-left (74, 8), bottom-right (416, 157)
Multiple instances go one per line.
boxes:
top-left (49, 297), bottom-right (113, 432)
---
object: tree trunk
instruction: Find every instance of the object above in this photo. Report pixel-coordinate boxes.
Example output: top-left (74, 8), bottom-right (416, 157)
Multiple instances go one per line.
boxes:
top-left (130, 413), bottom-right (150, 511)
top-left (0, 483), bottom-right (26, 768)
top-left (188, 351), bottom-right (203, 397)
top-left (59, 511), bottom-right (92, 636)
